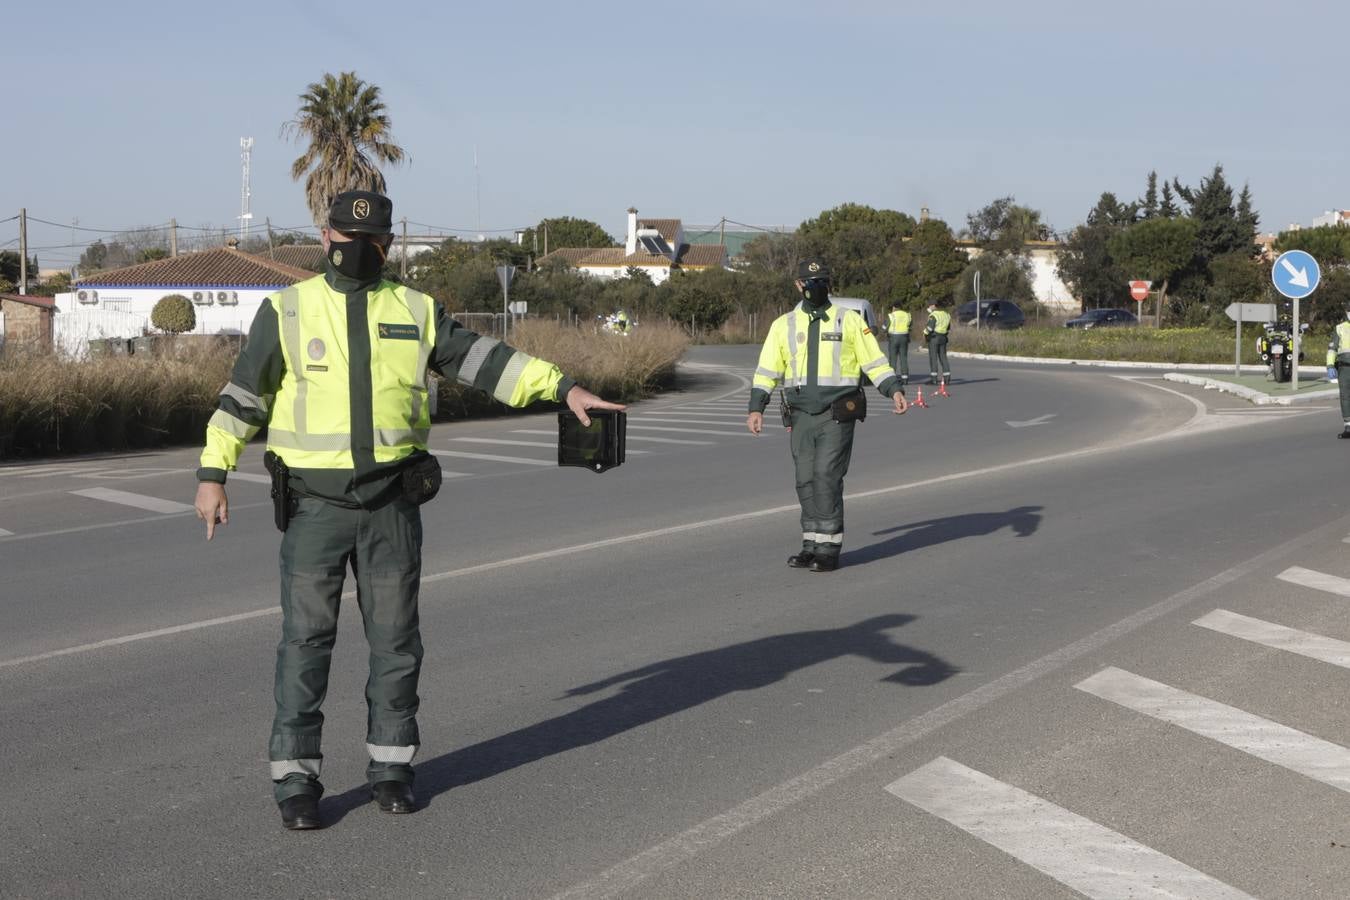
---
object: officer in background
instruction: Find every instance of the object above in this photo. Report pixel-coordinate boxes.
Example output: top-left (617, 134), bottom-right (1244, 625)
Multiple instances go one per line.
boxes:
top-left (747, 259), bottom-right (907, 572)
top-left (193, 190), bottom-right (623, 831)
top-left (923, 302), bottom-right (952, 386)
top-left (885, 300), bottom-right (912, 388)
top-left (1327, 308), bottom-right (1350, 438)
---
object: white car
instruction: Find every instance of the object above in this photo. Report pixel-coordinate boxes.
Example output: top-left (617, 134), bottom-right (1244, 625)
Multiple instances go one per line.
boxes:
top-left (829, 296), bottom-right (878, 330)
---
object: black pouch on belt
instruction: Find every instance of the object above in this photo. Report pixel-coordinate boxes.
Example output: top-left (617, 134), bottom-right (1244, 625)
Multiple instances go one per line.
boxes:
top-left (262, 450), bottom-right (291, 532)
top-left (778, 389), bottom-right (792, 429)
top-left (830, 388), bottom-right (867, 423)
top-left (401, 452), bottom-right (443, 505)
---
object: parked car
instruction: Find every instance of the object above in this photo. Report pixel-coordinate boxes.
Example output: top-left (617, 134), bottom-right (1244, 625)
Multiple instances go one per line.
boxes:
top-left (955, 299), bottom-right (1025, 329)
top-left (1063, 308), bottom-right (1138, 329)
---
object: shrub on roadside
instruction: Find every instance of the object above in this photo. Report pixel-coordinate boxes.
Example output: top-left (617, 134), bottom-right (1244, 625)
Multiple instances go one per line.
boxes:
top-left (151, 294), bottom-right (196, 334)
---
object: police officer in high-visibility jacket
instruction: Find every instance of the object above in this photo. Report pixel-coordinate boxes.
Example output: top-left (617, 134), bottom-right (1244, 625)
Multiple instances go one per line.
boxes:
top-left (747, 259), bottom-right (907, 572)
top-left (193, 191), bottom-right (623, 831)
top-left (885, 301), bottom-right (912, 387)
top-left (1327, 309), bottom-right (1350, 438)
top-left (923, 302), bottom-right (952, 386)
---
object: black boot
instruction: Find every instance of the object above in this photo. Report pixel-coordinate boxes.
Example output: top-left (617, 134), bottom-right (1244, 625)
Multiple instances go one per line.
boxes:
top-left (809, 555), bottom-right (839, 573)
top-left (1339, 428), bottom-right (1350, 439)
top-left (279, 795), bottom-right (322, 830)
top-left (372, 781), bottom-right (417, 814)
top-left (787, 551), bottom-right (815, 568)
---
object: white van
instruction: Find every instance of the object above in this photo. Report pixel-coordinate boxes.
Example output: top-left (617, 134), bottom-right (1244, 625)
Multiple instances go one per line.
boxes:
top-left (829, 296), bottom-right (878, 330)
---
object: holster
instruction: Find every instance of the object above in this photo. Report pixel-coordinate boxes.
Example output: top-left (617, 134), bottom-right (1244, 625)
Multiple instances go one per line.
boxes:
top-left (401, 453), bottom-right (443, 505)
top-left (778, 390), bottom-right (792, 429)
top-left (830, 388), bottom-right (867, 423)
top-left (263, 450), bottom-right (291, 532)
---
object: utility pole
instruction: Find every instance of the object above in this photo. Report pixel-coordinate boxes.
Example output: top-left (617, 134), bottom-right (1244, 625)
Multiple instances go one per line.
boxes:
top-left (18, 208), bottom-right (27, 295)
top-left (543, 220), bottom-right (549, 257)
top-left (266, 217), bottom-right (275, 259)
top-left (170, 218), bottom-right (178, 257)
top-left (720, 216), bottom-right (725, 247)
top-left (401, 217), bottom-right (408, 280)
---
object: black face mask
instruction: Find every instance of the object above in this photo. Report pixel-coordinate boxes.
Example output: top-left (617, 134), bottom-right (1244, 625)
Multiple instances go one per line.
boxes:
top-left (328, 236), bottom-right (386, 282)
top-left (800, 278), bottom-right (830, 309)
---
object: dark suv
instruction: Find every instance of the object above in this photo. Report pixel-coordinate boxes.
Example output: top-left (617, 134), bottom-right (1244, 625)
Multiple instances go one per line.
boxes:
top-left (956, 299), bottom-right (1025, 329)
top-left (1064, 308), bottom-right (1138, 329)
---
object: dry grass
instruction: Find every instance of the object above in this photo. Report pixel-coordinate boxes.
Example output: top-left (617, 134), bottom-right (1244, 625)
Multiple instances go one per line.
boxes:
top-left (949, 324), bottom-right (1328, 366)
top-left (0, 322), bottom-right (689, 459)
top-left (0, 344), bottom-right (233, 459)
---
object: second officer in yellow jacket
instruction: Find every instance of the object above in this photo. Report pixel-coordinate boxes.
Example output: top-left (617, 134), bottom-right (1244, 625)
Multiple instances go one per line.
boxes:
top-left (747, 259), bottom-right (907, 572)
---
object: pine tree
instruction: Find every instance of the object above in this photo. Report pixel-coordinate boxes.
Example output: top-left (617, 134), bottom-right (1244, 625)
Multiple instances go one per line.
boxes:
top-left (1159, 181), bottom-right (1179, 219)
top-left (1236, 184), bottom-right (1259, 254)
top-left (1142, 171), bottom-right (1159, 220)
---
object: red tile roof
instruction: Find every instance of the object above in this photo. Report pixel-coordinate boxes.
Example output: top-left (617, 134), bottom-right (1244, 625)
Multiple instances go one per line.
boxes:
top-left (270, 245), bottom-right (326, 272)
top-left (76, 246), bottom-right (314, 287)
top-left (675, 244), bottom-right (729, 268)
top-left (637, 218), bottom-right (681, 243)
top-left (0, 293), bottom-right (56, 309)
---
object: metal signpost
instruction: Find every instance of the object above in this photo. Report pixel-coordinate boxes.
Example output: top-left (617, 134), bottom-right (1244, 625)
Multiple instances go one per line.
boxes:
top-left (973, 271), bottom-right (981, 330)
top-left (1271, 250), bottom-right (1321, 392)
top-left (1224, 302), bottom-right (1277, 376)
top-left (1129, 280), bottom-right (1149, 321)
top-left (496, 265), bottom-right (517, 337)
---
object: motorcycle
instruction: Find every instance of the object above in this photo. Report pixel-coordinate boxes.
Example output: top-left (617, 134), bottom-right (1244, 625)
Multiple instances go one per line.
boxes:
top-left (1256, 320), bottom-right (1309, 383)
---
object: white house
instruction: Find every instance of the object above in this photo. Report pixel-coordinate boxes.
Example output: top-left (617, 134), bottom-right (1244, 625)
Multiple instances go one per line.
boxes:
top-left (958, 240), bottom-right (1078, 313)
top-left (537, 208), bottom-right (729, 284)
top-left (55, 242), bottom-right (312, 356)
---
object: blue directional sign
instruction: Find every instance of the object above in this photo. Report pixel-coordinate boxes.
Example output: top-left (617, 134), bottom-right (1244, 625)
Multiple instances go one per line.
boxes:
top-left (1272, 249), bottom-right (1321, 299)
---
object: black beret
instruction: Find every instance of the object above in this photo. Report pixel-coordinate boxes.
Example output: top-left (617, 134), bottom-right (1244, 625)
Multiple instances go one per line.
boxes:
top-left (328, 190), bottom-right (393, 234)
top-left (796, 258), bottom-right (831, 281)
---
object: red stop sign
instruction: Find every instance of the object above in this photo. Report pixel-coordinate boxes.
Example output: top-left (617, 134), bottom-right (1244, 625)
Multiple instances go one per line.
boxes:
top-left (1129, 280), bottom-right (1150, 301)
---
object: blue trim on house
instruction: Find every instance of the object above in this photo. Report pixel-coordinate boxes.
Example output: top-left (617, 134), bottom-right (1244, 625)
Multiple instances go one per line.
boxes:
top-left (75, 283), bottom-right (294, 290)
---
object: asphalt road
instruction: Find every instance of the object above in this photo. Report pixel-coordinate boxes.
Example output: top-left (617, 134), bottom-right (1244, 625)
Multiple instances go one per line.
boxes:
top-left (3, 346), bottom-right (1349, 899)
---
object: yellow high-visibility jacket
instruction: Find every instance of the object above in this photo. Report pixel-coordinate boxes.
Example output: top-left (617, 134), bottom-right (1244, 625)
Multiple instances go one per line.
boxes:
top-left (750, 302), bottom-right (899, 415)
top-left (887, 309), bottom-right (912, 336)
top-left (1328, 321), bottom-right (1350, 366)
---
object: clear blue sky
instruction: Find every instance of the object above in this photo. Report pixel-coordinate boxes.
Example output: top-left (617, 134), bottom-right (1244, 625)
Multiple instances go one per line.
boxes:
top-left (4, 0), bottom-right (1346, 268)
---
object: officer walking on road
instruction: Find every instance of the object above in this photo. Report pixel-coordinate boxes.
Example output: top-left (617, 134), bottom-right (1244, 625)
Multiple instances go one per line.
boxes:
top-left (923, 302), bottom-right (952, 386)
top-left (746, 259), bottom-right (907, 572)
top-left (1327, 308), bottom-right (1350, 438)
top-left (885, 300), bottom-right (912, 388)
top-left (193, 190), bottom-right (623, 831)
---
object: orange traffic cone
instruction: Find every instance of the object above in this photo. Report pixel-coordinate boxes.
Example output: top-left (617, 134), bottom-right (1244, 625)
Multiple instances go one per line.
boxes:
top-left (937, 381), bottom-right (950, 398)
top-left (913, 387), bottom-right (929, 408)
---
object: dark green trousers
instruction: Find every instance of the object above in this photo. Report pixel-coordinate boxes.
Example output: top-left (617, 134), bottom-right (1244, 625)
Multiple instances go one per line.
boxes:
top-left (887, 335), bottom-right (910, 380)
top-left (927, 335), bottom-right (950, 383)
top-left (1339, 364), bottom-right (1350, 423)
top-left (269, 495), bottom-right (424, 802)
top-left (789, 408), bottom-right (856, 560)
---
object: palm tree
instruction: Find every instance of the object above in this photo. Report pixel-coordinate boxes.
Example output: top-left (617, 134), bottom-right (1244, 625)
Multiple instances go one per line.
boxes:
top-left (284, 71), bottom-right (407, 226)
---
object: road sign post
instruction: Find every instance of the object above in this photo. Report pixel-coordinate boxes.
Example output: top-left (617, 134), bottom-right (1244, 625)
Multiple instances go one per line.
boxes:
top-left (1271, 250), bottom-right (1322, 393)
top-left (1129, 280), bottom-right (1149, 322)
top-left (496, 265), bottom-right (517, 336)
top-left (1225, 303), bottom-right (1277, 376)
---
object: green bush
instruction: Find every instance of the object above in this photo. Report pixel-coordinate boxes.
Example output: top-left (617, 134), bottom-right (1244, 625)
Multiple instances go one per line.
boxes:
top-left (151, 294), bottom-right (196, 333)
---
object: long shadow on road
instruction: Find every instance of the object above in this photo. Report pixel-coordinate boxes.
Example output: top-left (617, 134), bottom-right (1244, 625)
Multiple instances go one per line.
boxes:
top-left (842, 505), bottom-right (1043, 568)
top-left (324, 613), bottom-right (957, 820)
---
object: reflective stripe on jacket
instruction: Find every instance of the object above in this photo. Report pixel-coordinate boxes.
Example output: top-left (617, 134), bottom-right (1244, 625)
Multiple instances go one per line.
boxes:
top-left (887, 309), bottom-right (912, 335)
top-left (749, 302), bottom-right (898, 413)
top-left (925, 309), bottom-right (951, 336)
top-left (1329, 321), bottom-right (1350, 366)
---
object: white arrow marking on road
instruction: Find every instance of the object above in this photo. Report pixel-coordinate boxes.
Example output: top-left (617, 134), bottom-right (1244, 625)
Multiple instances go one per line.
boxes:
top-left (1006, 414), bottom-right (1057, 429)
top-left (1280, 256), bottom-right (1310, 288)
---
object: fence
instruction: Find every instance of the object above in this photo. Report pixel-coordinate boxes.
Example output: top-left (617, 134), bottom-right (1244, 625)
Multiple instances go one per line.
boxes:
top-left (54, 309), bottom-right (150, 359)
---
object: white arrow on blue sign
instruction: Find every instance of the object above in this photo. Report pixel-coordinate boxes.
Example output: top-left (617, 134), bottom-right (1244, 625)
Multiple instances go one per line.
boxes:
top-left (1271, 249), bottom-right (1321, 299)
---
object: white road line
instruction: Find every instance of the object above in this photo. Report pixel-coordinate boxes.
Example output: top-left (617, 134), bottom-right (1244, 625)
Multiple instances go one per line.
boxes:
top-left (1075, 667), bottom-right (1350, 793)
top-left (0, 528), bottom-right (13, 537)
top-left (620, 435), bottom-right (710, 446)
top-left (72, 467), bottom-right (188, 481)
top-left (428, 449), bottom-right (553, 466)
top-left (69, 487), bottom-right (195, 514)
top-left (1194, 609), bottom-right (1350, 669)
top-left (886, 757), bottom-right (1253, 900)
top-left (1276, 566), bottom-right (1350, 597)
top-left (452, 437), bottom-right (650, 454)
top-left (626, 429), bottom-right (756, 437)
top-left (548, 514), bottom-right (1350, 900)
top-left (227, 472), bottom-right (272, 484)
top-left (441, 469), bottom-right (472, 478)
top-left (632, 417), bottom-right (770, 428)
top-left (646, 411), bottom-right (748, 419)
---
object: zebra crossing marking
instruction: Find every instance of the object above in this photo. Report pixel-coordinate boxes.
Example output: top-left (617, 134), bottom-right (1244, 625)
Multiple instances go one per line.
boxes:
top-left (887, 757), bottom-right (1254, 900)
top-left (452, 437), bottom-right (650, 453)
top-left (1194, 609), bottom-right (1350, 669)
top-left (227, 472), bottom-right (272, 484)
top-left (1076, 666), bottom-right (1350, 793)
top-left (1276, 566), bottom-right (1350, 598)
top-left (428, 449), bottom-right (553, 467)
top-left (628, 424), bottom-right (756, 437)
top-left (69, 487), bottom-right (194, 514)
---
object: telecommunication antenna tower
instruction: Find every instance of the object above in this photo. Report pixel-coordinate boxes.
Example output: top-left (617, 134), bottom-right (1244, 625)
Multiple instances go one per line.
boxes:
top-left (238, 136), bottom-right (254, 241)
